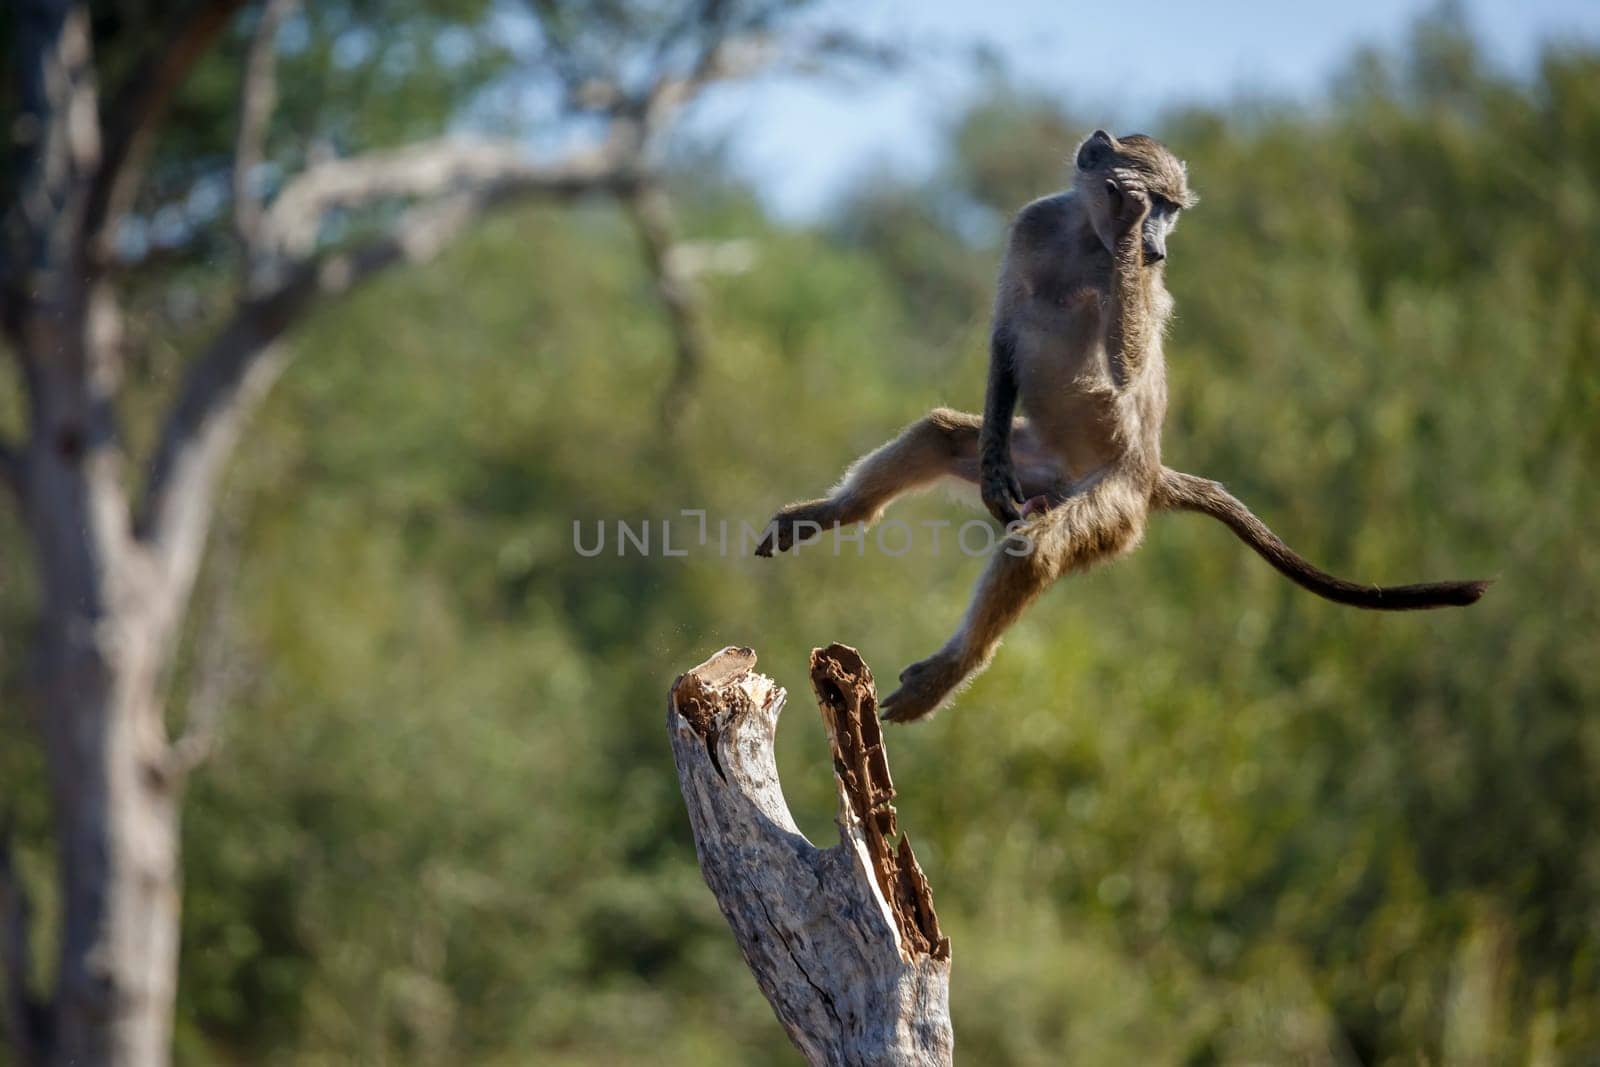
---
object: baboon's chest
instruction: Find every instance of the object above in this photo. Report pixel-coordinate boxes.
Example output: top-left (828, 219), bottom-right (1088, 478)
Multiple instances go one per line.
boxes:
top-left (1014, 286), bottom-right (1167, 473)
top-left (1015, 332), bottom-right (1117, 470)
top-left (1015, 290), bottom-right (1113, 397)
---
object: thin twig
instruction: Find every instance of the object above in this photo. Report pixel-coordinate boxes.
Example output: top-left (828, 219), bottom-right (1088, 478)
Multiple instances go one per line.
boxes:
top-left (234, 0), bottom-right (300, 254)
top-left (84, 0), bottom-right (249, 260)
top-left (625, 181), bottom-right (709, 419)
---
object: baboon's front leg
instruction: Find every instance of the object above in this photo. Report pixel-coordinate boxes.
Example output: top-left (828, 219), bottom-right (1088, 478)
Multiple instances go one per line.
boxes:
top-left (755, 408), bottom-right (982, 556)
top-left (980, 325), bottom-right (1027, 524)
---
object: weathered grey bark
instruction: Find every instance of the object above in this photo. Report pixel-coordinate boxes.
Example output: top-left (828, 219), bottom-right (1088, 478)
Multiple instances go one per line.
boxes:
top-left (668, 645), bottom-right (953, 1067)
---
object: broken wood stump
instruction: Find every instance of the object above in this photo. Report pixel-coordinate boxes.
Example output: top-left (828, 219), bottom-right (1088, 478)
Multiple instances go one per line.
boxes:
top-left (667, 644), bottom-right (952, 1067)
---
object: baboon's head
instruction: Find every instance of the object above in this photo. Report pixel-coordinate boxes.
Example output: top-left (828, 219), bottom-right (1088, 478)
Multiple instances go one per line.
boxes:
top-left (1074, 130), bottom-right (1197, 263)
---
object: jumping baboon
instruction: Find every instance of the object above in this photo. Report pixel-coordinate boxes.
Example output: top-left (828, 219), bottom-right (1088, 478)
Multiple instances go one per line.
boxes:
top-left (757, 129), bottom-right (1488, 722)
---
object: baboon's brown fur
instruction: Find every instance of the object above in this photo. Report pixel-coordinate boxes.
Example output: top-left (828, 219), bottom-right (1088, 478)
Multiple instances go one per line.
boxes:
top-left (758, 130), bottom-right (1489, 722)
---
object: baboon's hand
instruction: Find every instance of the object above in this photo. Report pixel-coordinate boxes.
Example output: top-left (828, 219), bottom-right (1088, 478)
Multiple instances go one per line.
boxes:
top-left (1104, 176), bottom-right (1150, 237)
top-left (980, 459), bottom-right (1025, 525)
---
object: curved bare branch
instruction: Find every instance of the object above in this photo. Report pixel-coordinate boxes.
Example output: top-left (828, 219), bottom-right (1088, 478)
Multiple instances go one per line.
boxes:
top-left (258, 136), bottom-right (635, 263)
top-left (139, 156), bottom-right (634, 595)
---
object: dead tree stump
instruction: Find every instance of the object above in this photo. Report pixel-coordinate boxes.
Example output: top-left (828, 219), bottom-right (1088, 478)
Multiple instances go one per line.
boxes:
top-left (667, 644), bottom-right (952, 1067)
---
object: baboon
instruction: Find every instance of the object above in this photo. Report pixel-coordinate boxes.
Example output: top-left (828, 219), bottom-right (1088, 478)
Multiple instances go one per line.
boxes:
top-left (757, 129), bottom-right (1489, 723)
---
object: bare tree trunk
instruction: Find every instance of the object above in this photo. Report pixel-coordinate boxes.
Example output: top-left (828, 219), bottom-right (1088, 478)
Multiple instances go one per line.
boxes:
top-left (667, 645), bottom-right (953, 1067)
top-left (3, 2), bottom-right (185, 1056)
top-left (38, 625), bottom-right (182, 1067)
top-left (22, 312), bottom-right (186, 1066)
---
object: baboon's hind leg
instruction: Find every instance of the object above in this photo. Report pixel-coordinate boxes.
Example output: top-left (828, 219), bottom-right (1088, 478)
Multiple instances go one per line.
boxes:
top-left (879, 529), bottom-right (1063, 722)
top-left (880, 487), bottom-right (1143, 723)
top-left (756, 408), bottom-right (982, 555)
top-left (757, 409), bottom-right (1065, 555)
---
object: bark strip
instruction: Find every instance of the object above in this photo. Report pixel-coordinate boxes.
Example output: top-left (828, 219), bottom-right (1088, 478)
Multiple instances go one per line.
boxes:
top-left (810, 645), bottom-right (948, 961)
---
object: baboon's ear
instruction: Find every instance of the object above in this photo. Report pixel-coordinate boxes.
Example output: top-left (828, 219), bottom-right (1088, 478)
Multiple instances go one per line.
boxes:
top-left (1076, 130), bottom-right (1115, 171)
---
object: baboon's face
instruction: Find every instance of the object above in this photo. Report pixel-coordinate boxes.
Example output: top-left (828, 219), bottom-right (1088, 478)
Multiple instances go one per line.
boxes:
top-left (1075, 130), bottom-right (1196, 264)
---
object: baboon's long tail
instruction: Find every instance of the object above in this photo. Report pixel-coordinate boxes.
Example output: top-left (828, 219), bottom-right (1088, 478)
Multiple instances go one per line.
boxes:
top-left (1153, 467), bottom-right (1490, 610)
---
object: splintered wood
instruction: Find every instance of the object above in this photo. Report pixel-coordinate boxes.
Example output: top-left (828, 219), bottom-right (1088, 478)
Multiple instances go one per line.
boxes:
top-left (670, 646), bottom-right (757, 781)
top-left (667, 644), bottom-right (953, 1067)
top-left (810, 644), bottom-right (949, 962)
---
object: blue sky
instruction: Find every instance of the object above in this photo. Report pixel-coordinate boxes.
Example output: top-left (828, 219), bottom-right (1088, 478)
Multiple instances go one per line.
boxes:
top-left (686, 0), bottom-right (1600, 219)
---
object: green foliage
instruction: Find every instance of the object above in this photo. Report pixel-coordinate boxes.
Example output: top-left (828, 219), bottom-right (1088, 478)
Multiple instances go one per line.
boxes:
top-left (4, 13), bottom-right (1599, 1066)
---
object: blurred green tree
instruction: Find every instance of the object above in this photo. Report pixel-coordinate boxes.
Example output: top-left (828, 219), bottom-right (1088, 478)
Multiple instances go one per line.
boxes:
top-left (0, 2), bottom-right (838, 1063)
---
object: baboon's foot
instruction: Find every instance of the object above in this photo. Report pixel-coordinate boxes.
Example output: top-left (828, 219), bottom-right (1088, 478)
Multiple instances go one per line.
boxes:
top-left (754, 499), bottom-right (838, 557)
top-left (1021, 493), bottom-right (1053, 518)
top-left (880, 649), bottom-right (967, 724)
